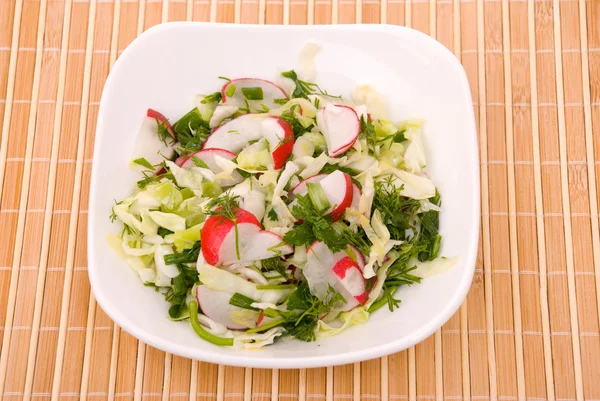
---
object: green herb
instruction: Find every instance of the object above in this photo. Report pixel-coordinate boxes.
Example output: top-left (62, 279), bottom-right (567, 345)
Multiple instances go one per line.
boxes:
top-left (229, 292), bottom-right (260, 311)
top-left (417, 203), bottom-right (441, 261)
top-left (373, 176), bottom-right (421, 240)
top-left (359, 115), bottom-right (377, 153)
top-left (241, 87), bottom-right (264, 101)
top-left (281, 70), bottom-right (341, 99)
top-left (205, 194), bottom-right (241, 259)
top-left (109, 200), bottom-right (121, 222)
top-left (225, 84), bottom-right (236, 97)
top-left (156, 119), bottom-right (176, 146)
top-left (267, 208), bottom-right (278, 221)
top-left (368, 284), bottom-right (401, 313)
top-left (260, 256), bottom-right (289, 279)
top-left (201, 91), bottom-right (222, 104)
top-left (189, 300), bottom-right (234, 346)
top-left (279, 105), bottom-right (309, 139)
top-left (163, 263), bottom-right (199, 319)
top-left (191, 156), bottom-right (209, 169)
top-left (136, 169), bottom-right (174, 189)
top-left (377, 129), bottom-right (407, 144)
top-left (133, 157), bottom-right (155, 170)
top-left (173, 107), bottom-right (211, 153)
top-left (283, 194), bottom-right (348, 252)
top-left (393, 129), bottom-right (407, 143)
top-left (284, 282), bottom-right (345, 342)
top-left (164, 242), bottom-right (201, 265)
top-left (340, 226), bottom-right (371, 256)
top-left (205, 193), bottom-right (241, 221)
top-left (273, 98), bottom-right (288, 105)
top-left (218, 76), bottom-right (231, 81)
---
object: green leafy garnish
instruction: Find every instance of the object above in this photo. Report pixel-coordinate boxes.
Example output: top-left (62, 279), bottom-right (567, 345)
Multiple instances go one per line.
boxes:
top-left (260, 256), bottom-right (289, 280)
top-left (373, 176), bottom-right (421, 240)
top-left (133, 157), bottom-right (154, 170)
top-left (283, 194), bottom-right (348, 252)
top-left (164, 241), bottom-right (201, 265)
top-left (359, 115), bottom-right (377, 153)
top-left (281, 70), bottom-right (341, 99)
top-left (279, 105), bottom-right (310, 139)
top-left (267, 208), bottom-right (278, 221)
top-left (173, 108), bottom-right (211, 153)
top-left (284, 282), bottom-right (345, 342)
top-left (205, 194), bottom-right (241, 259)
top-left (155, 119), bottom-right (176, 146)
top-left (164, 263), bottom-right (199, 319)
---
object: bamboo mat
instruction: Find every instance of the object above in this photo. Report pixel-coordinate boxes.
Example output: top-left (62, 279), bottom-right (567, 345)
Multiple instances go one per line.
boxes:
top-left (0, 0), bottom-right (599, 400)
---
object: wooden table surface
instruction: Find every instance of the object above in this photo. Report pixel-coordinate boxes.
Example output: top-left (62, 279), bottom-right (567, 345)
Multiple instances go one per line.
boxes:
top-left (0, 1), bottom-right (599, 400)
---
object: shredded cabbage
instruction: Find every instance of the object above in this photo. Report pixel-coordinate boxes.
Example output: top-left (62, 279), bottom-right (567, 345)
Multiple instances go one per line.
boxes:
top-left (316, 307), bottom-right (369, 338)
top-left (233, 327), bottom-right (286, 349)
top-left (198, 264), bottom-right (291, 304)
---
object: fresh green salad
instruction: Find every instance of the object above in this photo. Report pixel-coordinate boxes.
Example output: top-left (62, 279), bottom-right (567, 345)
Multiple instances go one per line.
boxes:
top-left (108, 50), bottom-right (456, 349)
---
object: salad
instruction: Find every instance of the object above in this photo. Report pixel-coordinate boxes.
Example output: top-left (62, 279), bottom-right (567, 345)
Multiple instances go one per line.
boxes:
top-left (108, 47), bottom-right (456, 349)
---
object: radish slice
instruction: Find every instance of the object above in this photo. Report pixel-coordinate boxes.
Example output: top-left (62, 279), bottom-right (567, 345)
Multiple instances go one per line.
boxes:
top-left (180, 148), bottom-right (243, 186)
top-left (132, 117), bottom-right (176, 172)
top-left (304, 241), bottom-right (367, 311)
top-left (291, 174), bottom-right (327, 197)
top-left (332, 256), bottom-right (368, 305)
top-left (147, 108), bottom-right (176, 140)
top-left (221, 78), bottom-right (288, 112)
top-left (201, 208), bottom-right (261, 265)
top-left (203, 114), bottom-right (294, 170)
top-left (316, 104), bottom-right (360, 157)
top-left (196, 285), bottom-right (247, 330)
top-left (201, 207), bottom-right (293, 266)
top-left (289, 170), bottom-right (353, 221)
top-left (347, 244), bottom-right (366, 270)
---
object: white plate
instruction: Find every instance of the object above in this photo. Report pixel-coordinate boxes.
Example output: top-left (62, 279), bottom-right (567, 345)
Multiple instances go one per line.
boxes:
top-left (89, 22), bottom-right (479, 368)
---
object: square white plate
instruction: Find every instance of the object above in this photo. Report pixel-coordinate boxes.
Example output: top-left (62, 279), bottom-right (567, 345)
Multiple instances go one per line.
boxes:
top-left (89, 22), bottom-right (479, 368)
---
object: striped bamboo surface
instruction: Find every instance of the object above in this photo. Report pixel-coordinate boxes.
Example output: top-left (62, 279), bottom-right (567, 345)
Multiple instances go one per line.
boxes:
top-left (0, 0), bottom-right (599, 400)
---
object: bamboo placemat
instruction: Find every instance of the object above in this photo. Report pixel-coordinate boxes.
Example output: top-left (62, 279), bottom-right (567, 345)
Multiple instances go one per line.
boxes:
top-left (1, 0), bottom-right (599, 400)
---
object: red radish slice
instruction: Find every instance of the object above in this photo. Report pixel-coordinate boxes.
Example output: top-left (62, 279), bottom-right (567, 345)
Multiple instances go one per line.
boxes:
top-left (179, 148), bottom-right (243, 186)
top-left (350, 183), bottom-right (361, 210)
top-left (180, 148), bottom-right (236, 168)
top-left (221, 78), bottom-right (288, 112)
top-left (289, 170), bottom-right (353, 221)
top-left (316, 104), bottom-right (360, 157)
top-left (331, 256), bottom-right (368, 305)
top-left (291, 174), bottom-right (327, 196)
top-left (147, 108), bottom-right (176, 140)
top-left (201, 208), bottom-right (261, 265)
top-left (347, 244), bottom-right (366, 269)
top-left (196, 285), bottom-right (247, 330)
top-left (256, 310), bottom-right (265, 326)
top-left (201, 207), bottom-right (293, 266)
top-left (202, 114), bottom-right (294, 170)
top-left (133, 116), bottom-right (177, 175)
top-left (304, 241), bottom-right (367, 311)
